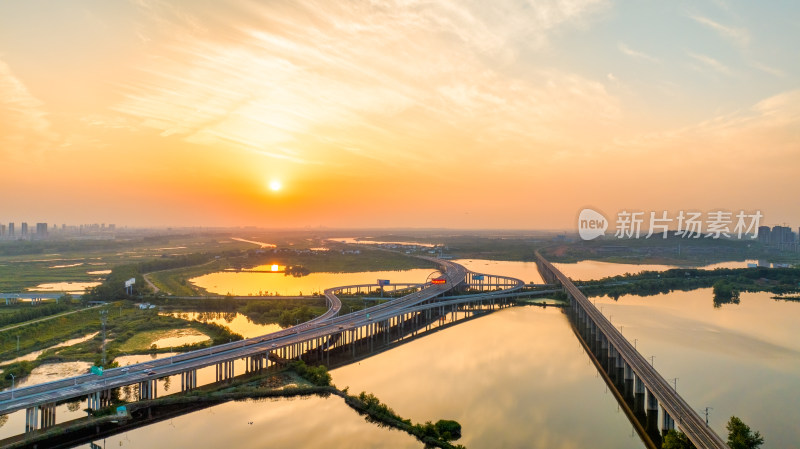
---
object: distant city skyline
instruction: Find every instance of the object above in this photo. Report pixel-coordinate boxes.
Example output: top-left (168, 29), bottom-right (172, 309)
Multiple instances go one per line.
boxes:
top-left (1, 1), bottom-right (798, 228)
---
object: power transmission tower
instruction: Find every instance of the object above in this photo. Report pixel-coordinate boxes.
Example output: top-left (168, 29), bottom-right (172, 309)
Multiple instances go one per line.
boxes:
top-left (701, 407), bottom-right (713, 426)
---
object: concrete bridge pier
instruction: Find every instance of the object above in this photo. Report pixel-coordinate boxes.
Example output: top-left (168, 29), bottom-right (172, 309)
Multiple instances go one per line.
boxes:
top-left (139, 379), bottom-right (157, 400)
top-left (39, 402), bottom-right (56, 429)
top-left (578, 306), bottom-right (588, 329)
top-left (607, 344), bottom-right (617, 381)
top-left (634, 376), bottom-right (646, 415)
top-left (181, 369), bottom-right (197, 391)
top-left (87, 390), bottom-right (106, 412)
top-left (100, 389), bottom-right (112, 408)
top-left (662, 408), bottom-right (675, 435)
top-left (598, 333), bottom-right (608, 368)
top-left (623, 362), bottom-right (634, 399)
top-left (615, 352), bottom-right (625, 388)
top-left (24, 406), bottom-right (38, 432)
top-left (577, 307), bottom-right (586, 332)
top-left (594, 328), bottom-right (603, 360)
top-left (646, 388), bottom-right (659, 436)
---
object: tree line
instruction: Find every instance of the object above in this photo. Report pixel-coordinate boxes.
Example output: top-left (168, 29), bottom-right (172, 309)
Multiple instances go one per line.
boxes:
top-left (662, 415), bottom-right (763, 449)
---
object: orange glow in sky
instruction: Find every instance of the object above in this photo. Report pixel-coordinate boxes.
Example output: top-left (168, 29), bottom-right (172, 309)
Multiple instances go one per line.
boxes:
top-left (0, 1), bottom-right (798, 229)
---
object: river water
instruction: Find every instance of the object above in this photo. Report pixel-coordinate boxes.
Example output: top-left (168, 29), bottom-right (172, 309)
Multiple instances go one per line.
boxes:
top-left (4, 258), bottom-right (797, 448)
top-left (67, 306), bottom-right (644, 449)
top-left (190, 267), bottom-right (439, 296)
top-left (189, 259), bottom-right (756, 296)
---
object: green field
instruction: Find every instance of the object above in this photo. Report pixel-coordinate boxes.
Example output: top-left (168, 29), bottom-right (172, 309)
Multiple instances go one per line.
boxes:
top-left (0, 303), bottom-right (241, 389)
top-left (0, 233), bottom-right (256, 293)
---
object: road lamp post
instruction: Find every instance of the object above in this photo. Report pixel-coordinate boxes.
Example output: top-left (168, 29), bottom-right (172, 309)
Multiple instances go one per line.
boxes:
top-left (9, 373), bottom-right (15, 399)
top-left (649, 355), bottom-right (655, 367)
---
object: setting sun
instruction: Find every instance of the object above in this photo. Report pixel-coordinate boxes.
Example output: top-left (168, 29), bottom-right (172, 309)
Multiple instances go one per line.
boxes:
top-left (270, 264), bottom-right (280, 272)
top-left (268, 180), bottom-right (282, 192)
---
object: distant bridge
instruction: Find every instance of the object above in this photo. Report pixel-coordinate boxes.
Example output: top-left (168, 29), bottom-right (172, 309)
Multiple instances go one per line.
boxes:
top-left (535, 252), bottom-right (728, 449)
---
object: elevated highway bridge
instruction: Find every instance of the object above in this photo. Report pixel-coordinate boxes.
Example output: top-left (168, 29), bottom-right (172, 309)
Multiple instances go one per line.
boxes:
top-left (0, 257), bottom-right (524, 434)
top-left (535, 252), bottom-right (728, 449)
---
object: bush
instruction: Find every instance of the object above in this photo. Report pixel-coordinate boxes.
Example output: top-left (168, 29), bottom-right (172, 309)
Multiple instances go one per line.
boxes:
top-left (289, 360), bottom-right (331, 386)
top-left (435, 419), bottom-right (462, 441)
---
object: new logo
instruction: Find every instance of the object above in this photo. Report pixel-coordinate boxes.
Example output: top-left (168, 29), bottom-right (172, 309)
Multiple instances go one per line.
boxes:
top-left (578, 208), bottom-right (608, 240)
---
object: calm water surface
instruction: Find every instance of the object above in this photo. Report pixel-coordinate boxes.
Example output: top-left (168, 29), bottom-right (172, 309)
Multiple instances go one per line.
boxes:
top-left (191, 267), bottom-right (438, 296)
top-left (190, 258), bottom-right (755, 296)
top-left (70, 306), bottom-right (643, 449)
top-left (553, 259), bottom-right (755, 281)
top-left (591, 288), bottom-right (800, 447)
top-left (165, 311), bottom-right (283, 338)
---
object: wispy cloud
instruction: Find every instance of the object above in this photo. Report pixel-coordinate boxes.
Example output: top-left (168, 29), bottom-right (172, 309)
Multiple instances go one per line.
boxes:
top-left (690, 14), bottom-right (749, 47)
top-left (0, 58), bottom-right (56, 158)
top-left (688, 52), bottom-right (734, 76)
top-left (111, 0), bottom-right (618, 166)
top-left (750, 61), bottom-right (786, 78)
top-left (612, 89), bottom-right (800, 179)
top-left (618, 42), bottom-right (660, 63)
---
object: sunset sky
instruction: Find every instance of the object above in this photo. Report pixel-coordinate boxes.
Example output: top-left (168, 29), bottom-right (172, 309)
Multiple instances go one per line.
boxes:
top-left (1, 0), bottom-right (798, 229)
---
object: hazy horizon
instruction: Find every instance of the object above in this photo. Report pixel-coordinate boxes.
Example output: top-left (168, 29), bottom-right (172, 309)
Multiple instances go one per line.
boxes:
top-left (1, 1), bottom-right (798, 229)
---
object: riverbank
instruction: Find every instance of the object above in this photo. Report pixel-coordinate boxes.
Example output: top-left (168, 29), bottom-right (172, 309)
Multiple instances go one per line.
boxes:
top-left (578, 266), bottom-right (800, 303)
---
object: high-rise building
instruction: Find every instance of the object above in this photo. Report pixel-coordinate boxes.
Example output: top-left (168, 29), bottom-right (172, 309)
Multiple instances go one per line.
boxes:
top-left (8, 222), bottom-right (14, 237)
top-left (757, 226), bottom-right (771, 245)
top-left (768, 225), bottom-right (796, 249)
top-left (21, 222), bottom-right (28, 236)
top-left (36, 223), bottom-right (48, 236)
top-left (0, 224), bottom-right (5, 237)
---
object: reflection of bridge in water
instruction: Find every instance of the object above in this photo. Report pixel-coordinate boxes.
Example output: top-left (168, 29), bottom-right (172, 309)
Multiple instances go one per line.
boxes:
top-left (0, 255), bottom-right (729, 449)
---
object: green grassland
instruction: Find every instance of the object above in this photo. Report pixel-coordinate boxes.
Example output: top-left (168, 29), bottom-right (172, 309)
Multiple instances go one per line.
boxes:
top-left (146, 259), bottom-right (229, 296)
top-left (0, 233), bottom-right (256, 293)
top-left (0, 304), bottom-right (241, 389)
